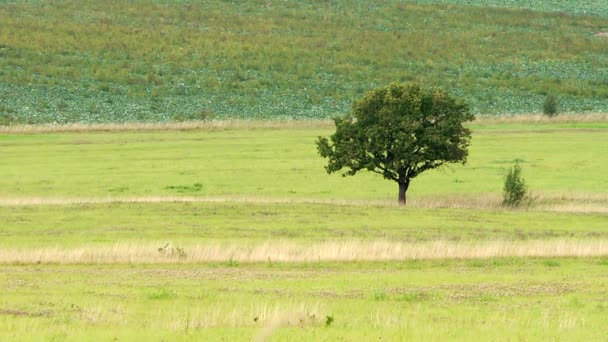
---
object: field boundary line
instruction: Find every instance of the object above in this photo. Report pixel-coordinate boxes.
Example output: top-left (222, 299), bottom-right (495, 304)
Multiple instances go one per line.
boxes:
top-left (0, 114), bottom-right (606, 134)
top-left (1, 194), bottom-right (606, 213)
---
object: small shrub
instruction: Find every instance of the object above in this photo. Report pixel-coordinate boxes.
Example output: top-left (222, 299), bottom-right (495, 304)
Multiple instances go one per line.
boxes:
top-left (325, 315), bottom-right (334, 327)
top-left (147, 288), bottom-right (177, 300)
top-left (0, 112), bottom-right (15, 126)
top-left (543, 260), bottom-right (560, 267)
top-left (502, 163), bottom-right (530, 207)
top-left (226, 257), bottom-right (239, 267)
top-left (373, 291), bottom-right (388, 301)
top-left (543, 94), bottom-right (559, 117)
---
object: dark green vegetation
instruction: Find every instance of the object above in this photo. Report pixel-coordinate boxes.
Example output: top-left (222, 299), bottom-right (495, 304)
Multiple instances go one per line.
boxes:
top-left (544, 94), bottom-right (560, 116)
top-left (502, 163), bottom-right (530, 207)
top-left (415, 0), bottom-right (608, 17)
top-left (318, 83), bottom-right (473, 205)
top-left (1, 0), bottom-right (608, 124)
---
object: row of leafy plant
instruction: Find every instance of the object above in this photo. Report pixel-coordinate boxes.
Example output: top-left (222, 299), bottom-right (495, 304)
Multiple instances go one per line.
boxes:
top-left (1, 0), bottom-right (607, 124)
top-left (413, 0), bottom-right (608, 18)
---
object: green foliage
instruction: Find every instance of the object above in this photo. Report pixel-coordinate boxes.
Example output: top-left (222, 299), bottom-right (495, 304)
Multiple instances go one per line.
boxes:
top-left (147, 288), bottom-right (177, 300)
top-left (0, 113), bottom-right (14, 126)
top-left (502, 163), bottom-right (530, 207)
top-left (373, 290), bottom-right (388, 301)
top-left (543, 94), bottom-right (559, 117)
top-left (543, 260), bottom-right (561, 267)
top-left (325, 315), bottom-right (334, 327)
top-left (413, 0), bottom-right (608, 17)
top-left (226, 257), bottom-right (239, 267)
top-left (318, 83), bottom-right (474, 204)
top-left (0, 105), bottom-right (16, 126)
top-left (1, 1), bottom-right (608, 123)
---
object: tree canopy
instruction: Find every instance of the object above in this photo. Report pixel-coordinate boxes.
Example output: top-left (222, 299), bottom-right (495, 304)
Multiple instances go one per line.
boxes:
top-left (317, 83), bottom-right (474, 205)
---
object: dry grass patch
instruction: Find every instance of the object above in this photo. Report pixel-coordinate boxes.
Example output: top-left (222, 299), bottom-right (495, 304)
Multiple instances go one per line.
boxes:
top-left (0, 114), bottom-right (606, 134)
top-left (0, 120), bottom-right (334, 134)
top-left (474, 113), bottom-right (608, 124)
top-left (1, 239), bottom-right (606, 264)
top-left (1, 192), bottom-right (605, 212)
top-left (159, 303), bottom-right (324, 331)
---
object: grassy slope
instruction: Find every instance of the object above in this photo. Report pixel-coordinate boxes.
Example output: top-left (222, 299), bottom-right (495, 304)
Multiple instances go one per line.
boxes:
top-left (1, 260), bottom-right (607, 341)
top-left (1, 1), bottom-right (608, 123)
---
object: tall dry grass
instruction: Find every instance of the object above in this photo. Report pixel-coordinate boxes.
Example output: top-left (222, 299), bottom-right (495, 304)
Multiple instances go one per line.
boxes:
top-left (1, 239), bottom-right (606, 264)
top-left (473, 113), bottom-right (608, 124)
top-left (0, 191), bottom-right (605, 212)
top-left (0, 113), bottom-right (606, 134)
top-left (0, 119), bottom-right (334, 134)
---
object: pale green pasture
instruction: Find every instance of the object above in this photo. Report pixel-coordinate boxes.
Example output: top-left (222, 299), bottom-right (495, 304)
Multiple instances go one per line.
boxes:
top-left (1, 123), bottom-right (607, 341)
top-left (1, 124), bottom-right (606, 200)
top-left (0, 260), bottom-right (606, 341)
top-left (1, 202), bottom-right (607, 248)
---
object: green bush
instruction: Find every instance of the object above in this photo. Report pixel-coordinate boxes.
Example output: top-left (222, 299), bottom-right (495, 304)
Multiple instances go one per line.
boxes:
top-left (502, 163), bottom-right (530, 207)
top-left (0, 112), bottom-right (14, 126)
top-left (543, 94), bottom-right (559, 117)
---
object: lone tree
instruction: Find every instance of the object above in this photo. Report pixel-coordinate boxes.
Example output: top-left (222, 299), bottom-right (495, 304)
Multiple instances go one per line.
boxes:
top-left (317, 83), bottom-right (474, 205)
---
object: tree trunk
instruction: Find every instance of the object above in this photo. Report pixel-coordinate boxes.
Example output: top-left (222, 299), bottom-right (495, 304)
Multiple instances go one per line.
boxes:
top-left (398, 181), bottom-right (409, 206)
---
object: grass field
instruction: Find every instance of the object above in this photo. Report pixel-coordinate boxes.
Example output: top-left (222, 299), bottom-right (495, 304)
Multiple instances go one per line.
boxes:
top-left (2, 0), bottom-right (608, 123)
top-left (0, 119), bottom-right (607, 340)
top-left (1, 119), bottom-right (607, 200)
top-left (2, 0), bottom-right (608, 339)
top-left (1, 259), bottom-right (607, 341)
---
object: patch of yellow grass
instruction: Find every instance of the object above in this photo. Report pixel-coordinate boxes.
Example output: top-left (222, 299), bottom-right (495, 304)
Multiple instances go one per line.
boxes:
top-left (1, 239), bottom-right (606, 264)
top-left (474, 113), bottom-right (608, 124)
top-left (0, 113), bottom-right (605, 134)
top-left (160, 302), bottom-right (323, 332)
top-left (0, 119), bottom-right (334, 134)
top-left (0, 191), bottom-right (605, 212)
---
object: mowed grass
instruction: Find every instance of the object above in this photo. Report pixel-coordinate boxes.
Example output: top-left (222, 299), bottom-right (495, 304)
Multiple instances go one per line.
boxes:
top-left (1, 260), bottom-right (607, 341)
top-left (1, 121), bottom-right (607, 200)
top-left (1, 202), bottom-right (607, 249)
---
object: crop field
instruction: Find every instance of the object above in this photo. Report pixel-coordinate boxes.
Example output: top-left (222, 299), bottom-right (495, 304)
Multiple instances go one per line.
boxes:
top-left (2, 0), bottom-right (608, 123)
top-left (0, 119), bottom-right (607, 340)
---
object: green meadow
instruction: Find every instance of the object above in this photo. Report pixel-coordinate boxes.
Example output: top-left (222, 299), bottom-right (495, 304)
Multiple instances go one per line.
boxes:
top-left (1, 0), bottom-right (608, 340)
top-left (1, 122), bottom-right (607, 199)
top-left (0, 121), bottom-right (607, 339)
top-left (1, 259), bottom-right (607, 341)
top-left (2, 0), bottom-right (608, 123)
